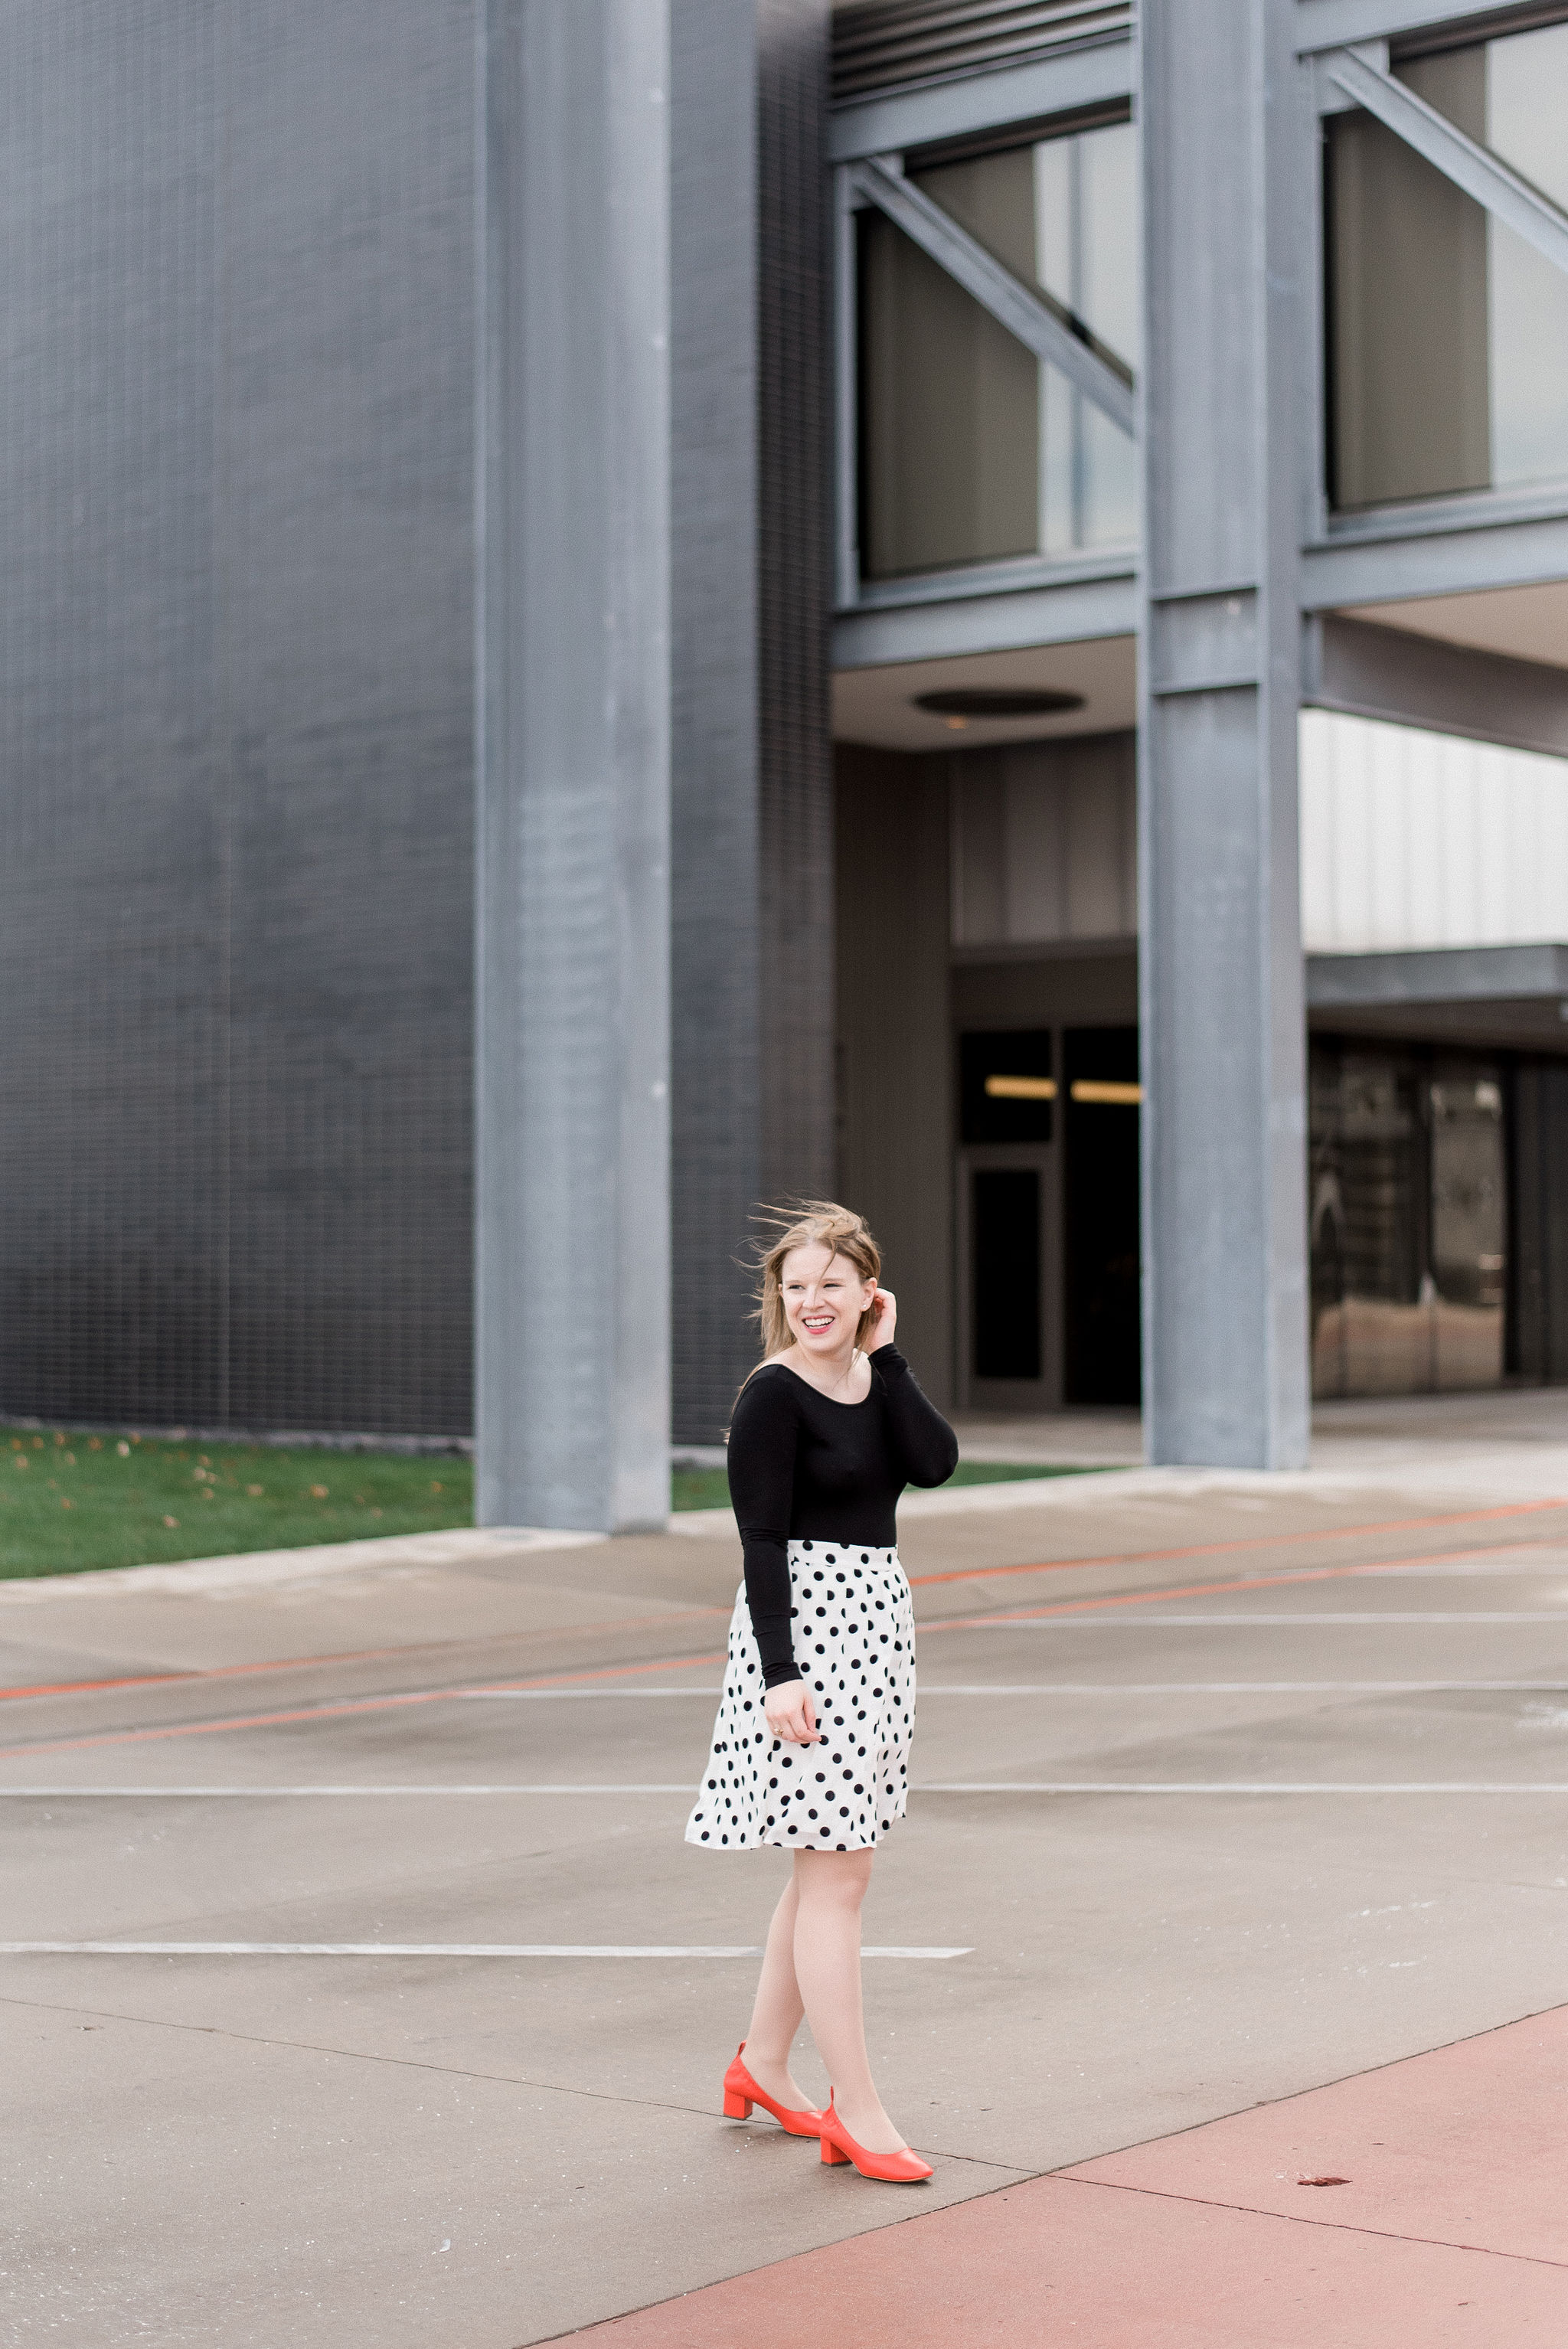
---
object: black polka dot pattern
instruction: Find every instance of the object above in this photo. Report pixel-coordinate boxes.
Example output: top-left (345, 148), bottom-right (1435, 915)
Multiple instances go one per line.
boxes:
top-left (684, 1541), bottom-right (916, 1853)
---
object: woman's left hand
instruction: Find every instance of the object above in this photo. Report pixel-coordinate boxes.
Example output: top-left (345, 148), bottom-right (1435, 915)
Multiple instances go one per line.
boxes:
top-left (865, 1286), bottom-right (897, 1351)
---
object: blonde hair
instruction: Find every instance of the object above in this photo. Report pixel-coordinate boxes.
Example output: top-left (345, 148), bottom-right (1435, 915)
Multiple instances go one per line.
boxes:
top-left (750, 1200), bottom-right (882, 1361)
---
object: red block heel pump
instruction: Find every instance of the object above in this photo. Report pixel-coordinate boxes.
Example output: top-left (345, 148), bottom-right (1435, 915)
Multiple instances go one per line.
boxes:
top-left (721, 2044), bottom-right (823, 2137)
top-left (818, 2093), bottom-right (933, 2182)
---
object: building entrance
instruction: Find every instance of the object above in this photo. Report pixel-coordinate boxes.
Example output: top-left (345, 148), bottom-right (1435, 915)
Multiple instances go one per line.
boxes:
top-left (957, 1029), bottom-right (1058, 1410)
top-left (956, 1020), bottom-right (1143, 1411)
top-left (1063, 1025), bottom-right (1142, 1406)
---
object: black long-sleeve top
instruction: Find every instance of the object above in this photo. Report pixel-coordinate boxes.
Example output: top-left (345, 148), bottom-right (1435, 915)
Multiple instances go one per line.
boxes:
top-left (727, 1346), bottom-right (959, 1687)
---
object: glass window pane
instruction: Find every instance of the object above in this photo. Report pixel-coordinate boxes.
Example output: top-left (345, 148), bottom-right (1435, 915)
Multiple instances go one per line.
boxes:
top-left (1483, 25), bottom-right (1568, 490)
top-left (1326, 26), bottom-right (1568, 510)
top-left (858, 119), bottom-right (1136, 580)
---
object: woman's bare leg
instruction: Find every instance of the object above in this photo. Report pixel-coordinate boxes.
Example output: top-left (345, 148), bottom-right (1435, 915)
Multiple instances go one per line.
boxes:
top-left (792, 1848), bottom-right (906, 2152)
top-left (737, 1870), bottom-right (815, 2111)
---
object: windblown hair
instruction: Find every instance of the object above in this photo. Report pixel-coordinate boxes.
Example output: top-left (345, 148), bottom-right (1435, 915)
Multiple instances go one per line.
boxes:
top-left (750, 1199), bottom-right (882, 1362)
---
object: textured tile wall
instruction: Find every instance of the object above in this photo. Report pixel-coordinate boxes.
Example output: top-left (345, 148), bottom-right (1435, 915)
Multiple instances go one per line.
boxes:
top-left (0, 0), bottom-right (476, 1435)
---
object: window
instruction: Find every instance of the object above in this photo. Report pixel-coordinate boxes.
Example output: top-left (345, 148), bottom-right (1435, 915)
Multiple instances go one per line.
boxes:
top-left (1310, 1046), bottom-right (1506, 1397)
top-left (858, 118), bottom-right (1138, 579)
top-left (1326, 21), bottom-right (1568, 509)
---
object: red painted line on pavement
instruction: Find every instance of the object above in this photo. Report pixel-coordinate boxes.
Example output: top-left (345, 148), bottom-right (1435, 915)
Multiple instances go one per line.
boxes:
top-left (0, 1649), bottom-right (734, 1759)
top-left (7, 1528), bottom-right (1560, 1757)
top-left (925, 1538), bottom-right (1561, 1627)
top-left (466, 1652), bottom-right (729, 1694)
top-left (903, 1496), bottom-right (1568, 1592)
top-left (0, 1607), bottom-right (730, 1707)
top-left (0, 1645), bottom-right (466, 1704)
top-left (7, 1501), bottom-right (1560, 1708)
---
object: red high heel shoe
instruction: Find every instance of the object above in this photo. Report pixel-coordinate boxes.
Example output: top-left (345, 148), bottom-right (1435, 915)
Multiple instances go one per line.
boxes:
top-left (818, 2093), bottom-right (933, 2182)
top-left (722, 2044), bottom-right (823, 2137)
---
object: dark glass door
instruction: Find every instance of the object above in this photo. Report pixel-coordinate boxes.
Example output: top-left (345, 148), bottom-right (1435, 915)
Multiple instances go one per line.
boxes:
top-left (1063, 1025), bottom-right (1141, 1405)
top-left (959, 1030), bottom-right (1054, 1406)
top-left (972, 1167), bottom-right (1041, 1380)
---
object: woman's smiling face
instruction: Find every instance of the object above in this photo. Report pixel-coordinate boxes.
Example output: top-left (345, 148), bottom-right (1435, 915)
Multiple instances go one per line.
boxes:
top-left (779, 1243), bottom-right (877, 1361)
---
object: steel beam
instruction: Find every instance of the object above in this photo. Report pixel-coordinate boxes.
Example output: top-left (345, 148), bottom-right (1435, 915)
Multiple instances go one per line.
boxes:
top-left (833, 570), bottom-right (1136, 668)
top-left (829, 38), bottom-right (1133, 163)
top-left (476, 0), bottom-right (671, 1531)
top-left (851, 155), bottom-right (1135, 435)
top-left (1294, 0), bottom-right (1493, 56)
top-left (1308, 943), bottom-right (1568, 1010)
top-left (1305, 614), bottom-right (1568, 760)
top-left (1323, 46), bottom-right (1568, 280)
top-left (1305, 502), bottom-right (1568, 606)
top-left (1138, 0), bottom-right (1310, 1469)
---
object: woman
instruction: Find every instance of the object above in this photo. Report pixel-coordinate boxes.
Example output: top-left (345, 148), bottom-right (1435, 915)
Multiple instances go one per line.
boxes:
top-left (685, 1201), bottom-right (959, 2184)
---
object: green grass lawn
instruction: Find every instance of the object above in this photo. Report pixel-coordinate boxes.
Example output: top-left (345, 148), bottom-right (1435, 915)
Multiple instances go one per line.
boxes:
top-left (2, 1425), bottom-right (1111, 1580)
top-left (0, 1426), bottom-right (472, 1580)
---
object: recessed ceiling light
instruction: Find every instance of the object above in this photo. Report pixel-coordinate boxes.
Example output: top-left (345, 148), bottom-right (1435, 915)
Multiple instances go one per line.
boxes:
top-left (913, 687), bottom-right (1086, 719)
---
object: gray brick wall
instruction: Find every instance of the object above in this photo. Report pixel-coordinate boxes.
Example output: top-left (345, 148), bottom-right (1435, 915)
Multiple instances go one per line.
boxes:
top-left (0, 0), bottom-right (477, 1435)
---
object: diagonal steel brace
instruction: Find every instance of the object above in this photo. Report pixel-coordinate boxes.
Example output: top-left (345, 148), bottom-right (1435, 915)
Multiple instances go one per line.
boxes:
top-left (1325, 44), bottom-right (1568, 281)
top-left (850, 154), bottom-right (1135, 436)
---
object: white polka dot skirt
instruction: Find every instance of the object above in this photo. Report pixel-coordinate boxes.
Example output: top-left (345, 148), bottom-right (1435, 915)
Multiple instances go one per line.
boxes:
top-left (684, 1540), bottom-right (916, 1852)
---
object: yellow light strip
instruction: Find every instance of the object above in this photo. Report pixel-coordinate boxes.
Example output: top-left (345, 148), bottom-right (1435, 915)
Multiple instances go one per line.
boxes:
top-left (1070, 1080), bottom-right (1142, 1106)
top-left (984, 1075), bottom-right (1057, 1101)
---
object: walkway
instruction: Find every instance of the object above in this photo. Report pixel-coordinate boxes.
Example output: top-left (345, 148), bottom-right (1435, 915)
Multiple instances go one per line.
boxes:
top-left (3, 1389), bottom-right (1567, 2344)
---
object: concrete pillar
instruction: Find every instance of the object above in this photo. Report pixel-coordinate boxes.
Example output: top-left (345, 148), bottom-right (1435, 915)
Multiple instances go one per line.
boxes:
top-left (669, 0), bottom-right (834, 1445)
top-left (475, 0), bottom-right (671, 1530)
top-left (671, 2), bottom-right (762, 1446)
top-left (1138, 0), bottom-right (1311, 1466)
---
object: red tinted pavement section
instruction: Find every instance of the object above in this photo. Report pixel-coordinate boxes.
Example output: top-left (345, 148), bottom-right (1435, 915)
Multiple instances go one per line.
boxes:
top-left (567, 2008), bottom-right (1568, 2346)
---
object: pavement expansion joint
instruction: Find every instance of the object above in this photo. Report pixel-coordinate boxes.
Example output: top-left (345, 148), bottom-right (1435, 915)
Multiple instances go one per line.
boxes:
top-left (1055, 2171), bottom-right (1568, 2269)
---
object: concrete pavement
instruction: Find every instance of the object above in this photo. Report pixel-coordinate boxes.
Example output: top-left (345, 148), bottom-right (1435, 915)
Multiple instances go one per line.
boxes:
top-left (575, 2008), bottom-right (1568, 2344)
top-left (4, 1393), bottom-right (1568, 2343)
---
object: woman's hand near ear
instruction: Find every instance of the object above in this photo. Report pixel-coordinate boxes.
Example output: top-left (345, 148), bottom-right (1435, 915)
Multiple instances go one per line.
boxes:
top-left (865, 1287), bottom-right (897, 1352)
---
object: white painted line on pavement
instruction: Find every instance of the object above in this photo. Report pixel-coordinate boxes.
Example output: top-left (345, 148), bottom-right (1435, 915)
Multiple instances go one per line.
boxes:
top-left (968, 1612), bottom-right (1568, 1625)
top-left (453, 1679), bottom-right (1568, 1697)
top-left (0, 1942), bottom-right (973, 1959)
top-left (916, 1781), bottom-right (1568, 1794)
top-left (455, 1689), bottom-right (721, 1698)
top-left (444, 1680), bottom-right (1568, 1697)
top-left (7, 1777), bottom-right (1568, 1800)
top-left (912, 1681), bottom-right (1568, 1694)
top-left (0, 1785), bottom-right (697, 1798)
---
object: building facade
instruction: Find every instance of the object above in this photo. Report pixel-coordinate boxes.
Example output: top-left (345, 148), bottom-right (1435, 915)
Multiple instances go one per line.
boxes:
top-left (2, 0), bottom-right (1567, 1522)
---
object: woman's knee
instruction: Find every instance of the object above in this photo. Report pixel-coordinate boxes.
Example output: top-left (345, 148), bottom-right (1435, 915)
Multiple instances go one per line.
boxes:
top-left (795, 1848), bottom-right (874, 1910)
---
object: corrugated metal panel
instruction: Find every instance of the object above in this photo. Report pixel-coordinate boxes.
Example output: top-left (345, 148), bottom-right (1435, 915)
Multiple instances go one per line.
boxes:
top-left (831, 0), bottom-right (1132, 104)
top-left (1299, 709), bottom-right (1568, 954)
top-left (951, 735), bottom-right (1137, 948)
top-left (0, 0), bottom-right (476, 1438)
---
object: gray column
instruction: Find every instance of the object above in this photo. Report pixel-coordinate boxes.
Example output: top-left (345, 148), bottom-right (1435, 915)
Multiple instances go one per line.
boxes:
top-left (671, 2), bottom-right (762, 1445)
top-left (1137, 0), bottom-right (1310, 1467)
top-left (476, 0), bottom-right (671, 1530)
top-left (756, 0), bottom-right (835, 1210)
top-left (668, 0), bottom-right (834, 1445)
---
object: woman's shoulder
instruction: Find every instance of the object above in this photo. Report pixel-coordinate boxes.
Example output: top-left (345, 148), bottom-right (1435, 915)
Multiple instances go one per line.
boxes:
top-left (730, 1360), bottom-right (803, 1424)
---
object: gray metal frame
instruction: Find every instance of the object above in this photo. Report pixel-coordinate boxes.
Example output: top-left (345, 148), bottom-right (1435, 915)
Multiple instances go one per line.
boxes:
top-left (829, 38), bottom-right (1133, 163)
top-left (1321, 44), bottom-right (1568, 276)
top-left (831, 39), bottom-right (1139, 620)
top-left (831, 2), bottom-right (1568, 649)
top-left (834, 160), bottom-right (861, 612)
top-left (1135, 0), bottom-right (1313, 1470)
top-left (822, 0), bottom-right (1568, 1473)
top-left (850, 155), bottom-right (1135, 433)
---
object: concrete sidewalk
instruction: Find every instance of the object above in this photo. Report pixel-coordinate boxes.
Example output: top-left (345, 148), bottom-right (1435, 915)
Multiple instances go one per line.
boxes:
top-left (577, 2005), bottom-right (1568, 2346)
top-left (4, 1397), bottom-right (1568, 2344)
